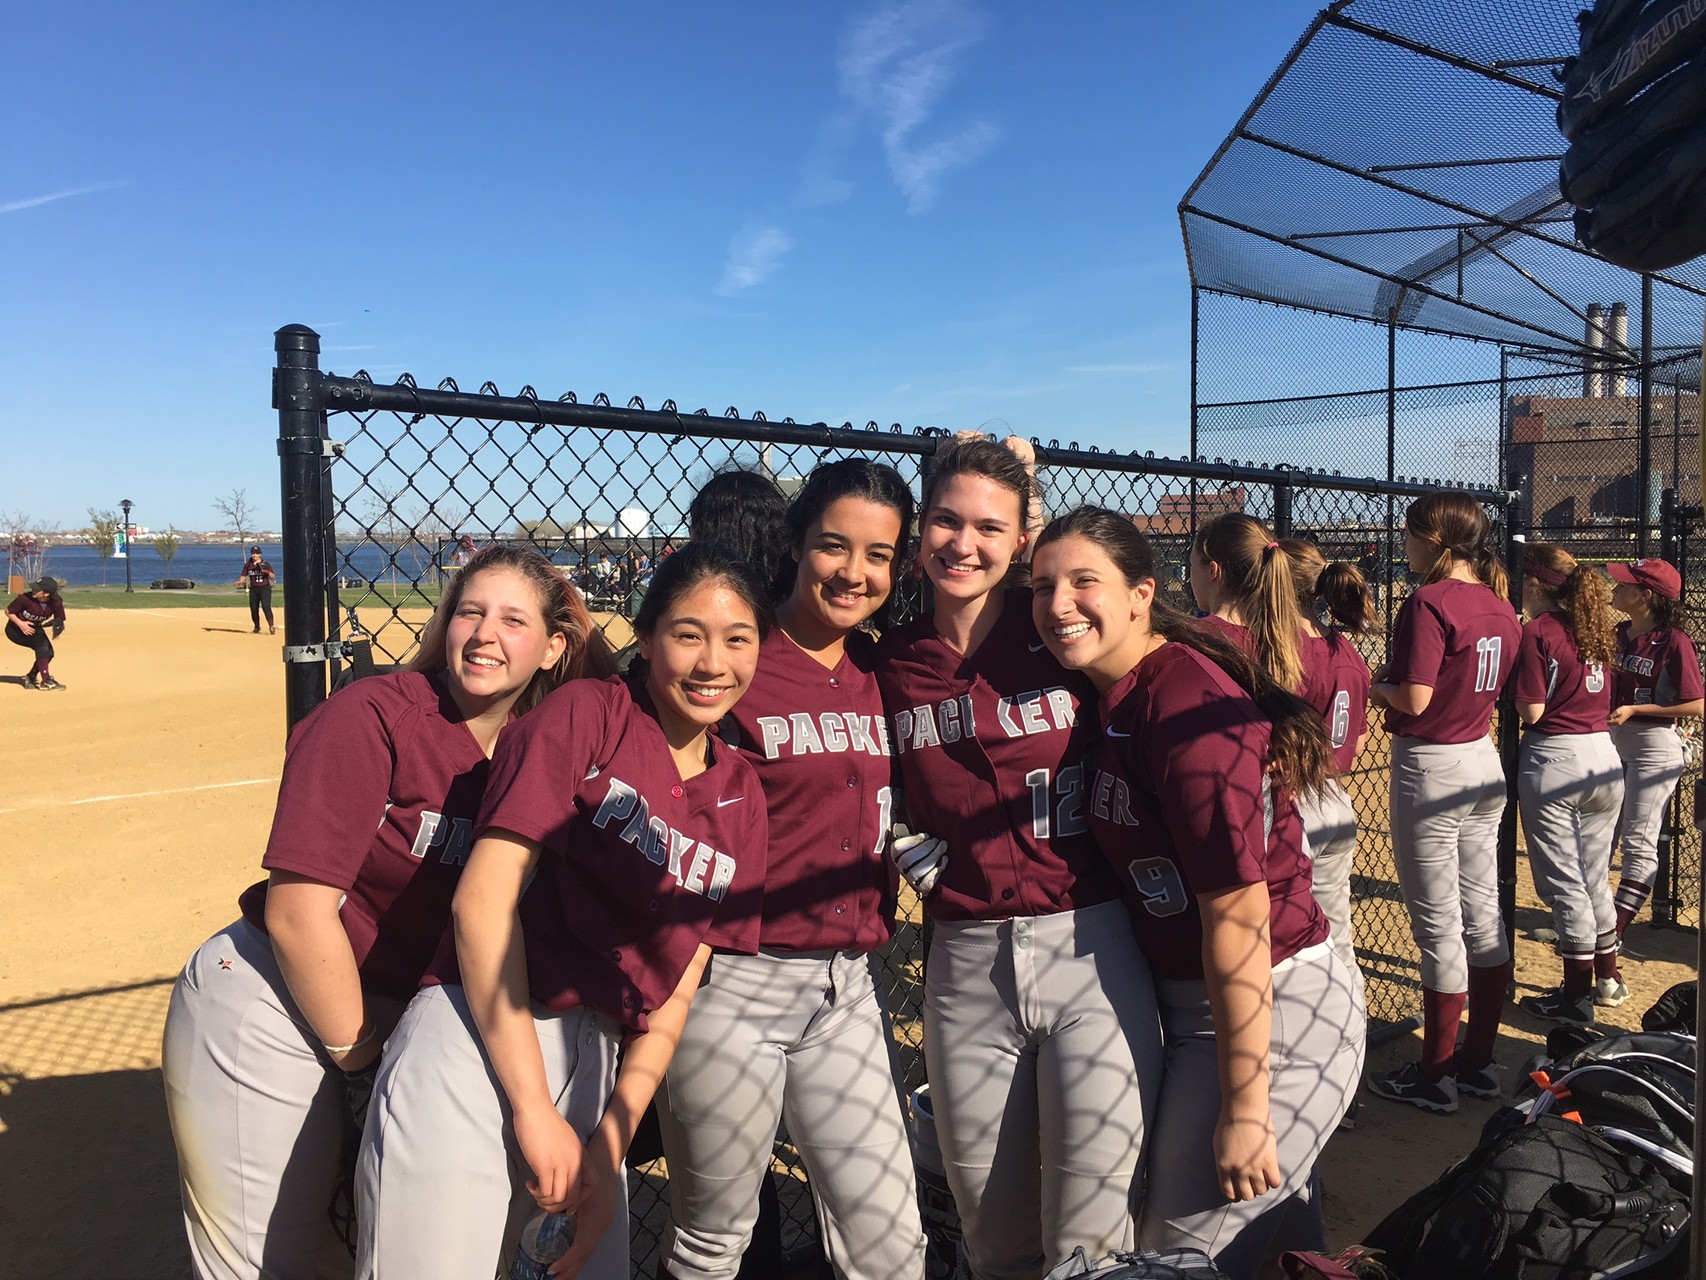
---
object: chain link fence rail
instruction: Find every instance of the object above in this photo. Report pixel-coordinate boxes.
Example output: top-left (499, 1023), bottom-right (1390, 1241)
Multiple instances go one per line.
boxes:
top-left (274, 323), bottom-right (1519, 1274)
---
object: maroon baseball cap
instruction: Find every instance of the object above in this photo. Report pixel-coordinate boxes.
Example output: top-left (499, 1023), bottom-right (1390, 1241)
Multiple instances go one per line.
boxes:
top-left (1608, 558), bottom-right (1682, 600)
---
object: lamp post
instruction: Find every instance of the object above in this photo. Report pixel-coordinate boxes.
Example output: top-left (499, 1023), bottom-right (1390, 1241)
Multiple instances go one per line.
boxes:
top-left (120, 498), bottom-right (134, 593)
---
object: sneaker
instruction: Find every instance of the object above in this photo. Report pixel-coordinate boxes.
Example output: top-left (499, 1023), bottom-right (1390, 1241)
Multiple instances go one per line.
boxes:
top-left (1522, 987), bottom-right (1593, 1025)
top-left (1594, 977), bottom-right (1630, 1008)
top-left (1367, 1062), bottom-right (1458, 1114)
top-left (37, 677), bottom-right (66, 691)
top-left (268, 624), bottom-right (277, 634)
top-left (20, 674), bottom-right (38, 690)
top-left (252, 626), bottom-right (261, 634)
top-left (1454, 1056), bottom-right (1503, 1100)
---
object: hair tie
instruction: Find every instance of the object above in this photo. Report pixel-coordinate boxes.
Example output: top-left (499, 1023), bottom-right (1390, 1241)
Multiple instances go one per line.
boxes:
top-left (1266, 541), bottom-right (1279, 552)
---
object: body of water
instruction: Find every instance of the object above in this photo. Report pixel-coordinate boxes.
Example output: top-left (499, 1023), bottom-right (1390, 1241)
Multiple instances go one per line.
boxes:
top-left (2, 543), bottom-right (553, 588)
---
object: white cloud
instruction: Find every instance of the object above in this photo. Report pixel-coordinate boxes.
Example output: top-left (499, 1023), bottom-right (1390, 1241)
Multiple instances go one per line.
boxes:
top-left (716, 224), bottom-right (795, 297)
top-left (0, 182), bottom-right (123, 215)
top-left (838, 0), bottom-right (998, 213)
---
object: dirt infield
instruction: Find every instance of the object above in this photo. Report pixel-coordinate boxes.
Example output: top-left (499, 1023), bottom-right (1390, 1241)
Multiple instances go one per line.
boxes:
top-left (0, 605), bottom-right (1694, 1276)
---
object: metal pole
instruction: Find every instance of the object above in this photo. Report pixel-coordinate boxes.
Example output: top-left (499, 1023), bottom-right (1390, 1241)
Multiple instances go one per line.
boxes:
top-left (1695, 298), bottom-right (1706, 1280)
top-left (1272, 472), bottom-right (1294, 539)
top-left (1190, 287), bottom-right (1200, 533)
top-left (1497, 484), bottom-right (1525, 972)
top-left (1637, 275), bottom-right (1654, 557)
top-left (274, 324), bottom-right (330, 732)
top-left (120, 499), bottom-right (133, 593)
top-left (1385, 312), bottom-right (1398, 642)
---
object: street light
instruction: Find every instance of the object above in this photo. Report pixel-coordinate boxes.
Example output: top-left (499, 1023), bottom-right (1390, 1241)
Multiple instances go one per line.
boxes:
top-left (120, 498), bottom-right (134, 593)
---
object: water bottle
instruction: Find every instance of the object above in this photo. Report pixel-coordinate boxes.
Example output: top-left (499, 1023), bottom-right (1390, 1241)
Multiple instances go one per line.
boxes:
top-left (510, 1210), bottom-right (576, 1279)
top-left (908, 1085), bottom-right (966, 1280)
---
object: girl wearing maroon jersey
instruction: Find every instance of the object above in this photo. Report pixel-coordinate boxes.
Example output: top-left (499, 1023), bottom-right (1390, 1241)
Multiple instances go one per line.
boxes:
top-left (6, 576), bottom-right (67, 690)
top-left (876, 437), bottom-right (1163, 1278)
top-left (357, 543), bottom-right (773, 1280)
top-left (162, 546), bottom-right (610, 1280)
top-left (1605, 557), bottom-right (1704, 946)
top-left (1188, 515), bottom-right (1372, 985)
top-left (1279, 539), bottom-right (1375, 988)
top-left (1030, 507), bottom-right (1361, 1280)
top-left (657, 460), bottom-right (926, 1280)
top-left (1511, 545), bottom-right (1624, 1024)
top-left (1366, 493), bottom-right (1519, 1115)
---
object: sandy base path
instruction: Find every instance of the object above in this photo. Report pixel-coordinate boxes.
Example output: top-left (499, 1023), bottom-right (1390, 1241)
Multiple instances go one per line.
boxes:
top-left (0, 604), bottom-right (1695, 1277)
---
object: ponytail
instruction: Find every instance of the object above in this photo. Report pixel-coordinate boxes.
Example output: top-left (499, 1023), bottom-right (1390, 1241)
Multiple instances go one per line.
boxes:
top-left (1406, 492), bottom-right (1508, 598)
top-left (1525, 543), bottom-right (1615, 666)
top-left (1279, 538), bottom-right (1374, 634)
top-left (1196, 513), bottom-right (1307, 693)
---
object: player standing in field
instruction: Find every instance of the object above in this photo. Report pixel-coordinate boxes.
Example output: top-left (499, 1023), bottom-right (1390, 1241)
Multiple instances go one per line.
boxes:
top-left (161, 546), bottom-right (610, 1280)
top-left (236, 545), bottom-right (277, 634)
top-left (1030, 507), bottom-right (1362, 1280)
top-left (1510, 545), bottom-right (1625, 1024)
top-left (876, 437), bottom-right (1162, 1279)
top-left (1365, 493), bottom-right (1519, 1115)
top-left (6, 576), bottom-right (67, 690)
top-left (1605, 558), bottom-right (1703, 948)
top-left (1187, 515), bottom-right (1373, 982)
top-left (657, 460), bottom-right (927, 1280)
top-left (356, 543), bottom-right (773, 1280)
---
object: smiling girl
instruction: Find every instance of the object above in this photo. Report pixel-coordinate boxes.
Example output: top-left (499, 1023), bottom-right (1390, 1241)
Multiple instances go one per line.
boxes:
top-left (1029, 507), bottom-right (1362, 1280)
top-left (876, 438), bottom-right (1161, 1278)
top-left (355, 542), bottom-right (774, 1280)
top-left (163, 545), bottom-right (611, 1280)
top-left (657, 460), bottom-right (927, 1280)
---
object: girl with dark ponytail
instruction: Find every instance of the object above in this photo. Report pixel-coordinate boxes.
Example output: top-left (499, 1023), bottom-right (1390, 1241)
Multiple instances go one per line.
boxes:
top-left (1605, 557), bottom-right (1703, 951)
top-left (1366, 493), bottom-right (1519, 1116)
top-left (1030, 507), bottom-right (1360, 1280)
top-left (1511, 545), bottom-right (1625, 1025)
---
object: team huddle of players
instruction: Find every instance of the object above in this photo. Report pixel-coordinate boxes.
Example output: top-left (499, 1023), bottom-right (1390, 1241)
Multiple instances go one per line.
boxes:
top-left (159, 436), bottom-right (1702, 1280)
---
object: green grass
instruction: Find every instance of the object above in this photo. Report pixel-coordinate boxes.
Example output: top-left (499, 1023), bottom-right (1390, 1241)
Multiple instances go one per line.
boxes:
top-left (63, 582), bottom-right (446, 610)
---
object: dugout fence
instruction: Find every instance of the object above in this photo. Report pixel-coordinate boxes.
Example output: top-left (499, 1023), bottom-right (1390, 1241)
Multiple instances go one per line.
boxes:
top-left (274, 322), bottom-right (1518, 1274)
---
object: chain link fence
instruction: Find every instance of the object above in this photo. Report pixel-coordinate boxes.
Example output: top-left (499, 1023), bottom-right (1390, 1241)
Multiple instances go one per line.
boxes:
top-left (276, 324), bottom-right (1518, 1274)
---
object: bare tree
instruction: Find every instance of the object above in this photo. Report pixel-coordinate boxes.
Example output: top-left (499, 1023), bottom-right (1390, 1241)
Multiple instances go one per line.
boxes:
top-left (1, 510), bottom-right (47, 586)
top-left (364, 483), bottom-right (404, 591)
top-left (87, 507), bottom-right (121, 586)
top-left (213, 488), bottom-right (256, 545)
top-left (153, 525), bottom-right (182, 572)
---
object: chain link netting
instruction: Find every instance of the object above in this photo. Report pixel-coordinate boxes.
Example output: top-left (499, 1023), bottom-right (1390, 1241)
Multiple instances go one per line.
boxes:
top-left (276, 360), bottom-right (1520, 1273)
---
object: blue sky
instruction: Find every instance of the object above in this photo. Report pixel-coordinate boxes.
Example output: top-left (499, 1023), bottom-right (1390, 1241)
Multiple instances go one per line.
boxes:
top-left (6, 1), bottom-right (1333, 532)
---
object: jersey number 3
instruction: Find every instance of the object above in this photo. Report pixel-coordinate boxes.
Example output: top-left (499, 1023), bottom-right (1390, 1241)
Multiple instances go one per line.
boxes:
top-left (1474, 636), bottom-right (1503, 693)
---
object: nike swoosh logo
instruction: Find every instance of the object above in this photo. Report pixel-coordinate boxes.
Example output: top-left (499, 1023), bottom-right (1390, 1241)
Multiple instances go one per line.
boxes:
top-left (1028, 642), bottom-right (1047, 652)
top-left (716, 796), bottom-right (745, 807)
top-left (1106, 728), bottom-right (1132, 738)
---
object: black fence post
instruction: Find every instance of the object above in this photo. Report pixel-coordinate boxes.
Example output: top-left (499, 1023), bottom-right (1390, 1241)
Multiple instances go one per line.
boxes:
top-left (274, 324), bottom-right (331, 732)
top-left (1272, 470), bottom-right (1294, 539)
top-left (1496, 482), bottom-right (1526, 971)
top-left (1659, 486), bottom-right (1680, 566)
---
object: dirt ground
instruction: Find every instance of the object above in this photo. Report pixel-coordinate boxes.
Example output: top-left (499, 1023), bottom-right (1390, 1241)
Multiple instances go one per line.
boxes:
top-left (0, 605), bottom-right (1696, 1277)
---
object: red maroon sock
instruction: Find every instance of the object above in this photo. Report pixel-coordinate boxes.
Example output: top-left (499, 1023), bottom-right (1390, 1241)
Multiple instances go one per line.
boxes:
top-left (1594, 932), bottom-right (1620, 981)
top-left (1421, 987), bottom-right (1466, 1081)
top-left (1562, 957), bottom-right (1594, 1000)
top-left (1461, 961), bottom-right (1511, 1069)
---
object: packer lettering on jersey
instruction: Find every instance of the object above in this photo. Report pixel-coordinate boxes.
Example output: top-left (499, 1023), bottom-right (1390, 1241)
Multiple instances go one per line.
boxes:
top-left (1612, 621), bottom-right (1703, 708)
top-left (409, 811), bottom-right (474, 866)
top-left (755, 710), bottom-right (891, 759)
top-left (893, 686), bottom-right (1075, 751)
top-left (591, 776), bottom-right (736, 901)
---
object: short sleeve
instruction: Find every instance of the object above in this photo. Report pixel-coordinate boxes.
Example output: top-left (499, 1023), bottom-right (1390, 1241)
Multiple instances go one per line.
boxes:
top-left (1669, 632), bottom-right (1705, 702)
top-left (1388, 595), bottom-right (1446, 690)
top-left (261, 686), bottom-right (402, 889)
top-left (478, 682), bottom-right (614, 850)
top-left (1512, 623), bottom-right (1550, 706)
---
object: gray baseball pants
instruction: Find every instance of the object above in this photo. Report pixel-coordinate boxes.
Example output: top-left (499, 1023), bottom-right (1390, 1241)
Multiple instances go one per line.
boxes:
top-left (1612, 721), bottom-right (1686, 898)
top-left (1389, 735), bottom-right (1510, 991)
top-left (1518, 731), bottom-right (1623, 954)
top-left (922, 900), bottom-right (1163, 1280)
top-left (354, 983), bottom-right (627, 1280)
top-left (1135, 944), bottom-right (1365, 1280)
top-left (655, 947), bottom-right (926, 1280)
top-left (1293, 780), bottom-right (1359, 988)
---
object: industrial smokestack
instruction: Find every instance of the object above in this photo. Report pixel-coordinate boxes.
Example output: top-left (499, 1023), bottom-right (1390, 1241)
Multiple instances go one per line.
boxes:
top-left (1610, 301), bottom-right (1629, 397)
top-left (1585, 303), bottom-right (1605, 397)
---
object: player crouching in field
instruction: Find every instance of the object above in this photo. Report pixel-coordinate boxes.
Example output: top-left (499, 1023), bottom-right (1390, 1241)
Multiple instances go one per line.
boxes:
top-left (1031, 508), bottom-right (1364, 1280)
top-left (161, 546), bottom-right (611, 1280)
top-left (6, 576), bottom-right (67, 690)
top-left (355, 543), bottom-right (773, 1280)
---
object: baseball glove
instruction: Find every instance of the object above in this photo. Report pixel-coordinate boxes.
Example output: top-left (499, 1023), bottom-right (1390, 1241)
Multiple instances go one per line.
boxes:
top-left (50, 621), bottom-right (64, 639)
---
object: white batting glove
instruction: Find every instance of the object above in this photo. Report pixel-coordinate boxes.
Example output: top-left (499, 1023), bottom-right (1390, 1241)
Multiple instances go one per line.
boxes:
top-left (890, 823), bottom-right (949, 896)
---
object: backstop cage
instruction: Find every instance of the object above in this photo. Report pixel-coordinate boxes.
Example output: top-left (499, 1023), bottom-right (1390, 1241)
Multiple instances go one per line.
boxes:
top-left (274, 322), bottom-right (1516, 1274)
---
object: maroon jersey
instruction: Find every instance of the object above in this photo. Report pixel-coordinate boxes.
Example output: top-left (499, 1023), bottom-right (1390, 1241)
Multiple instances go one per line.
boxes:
top-left (875, 588), bottom-right (1122, 921)
top-left (1513, 611), bottom-right (1611, 735)
top-left (1384, 579), bottom-right (1520, 743)
top-left (1300, 632), bottom-right (1372, 774)
top-left (1613, 621), bottom-right (1705, 709)
top-left (459, 675), bottom-right (767, 1033)
top-left (1090, 643), bottom-right (1327, 981)
top-left (726, 628), bottom-right (896, 952)
top-left (237, 671), bottom-right (491, 1002)
top-left (240, 558), bottom-right (276, 589)
top-left (7, 593), bottom-right (64, 627)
